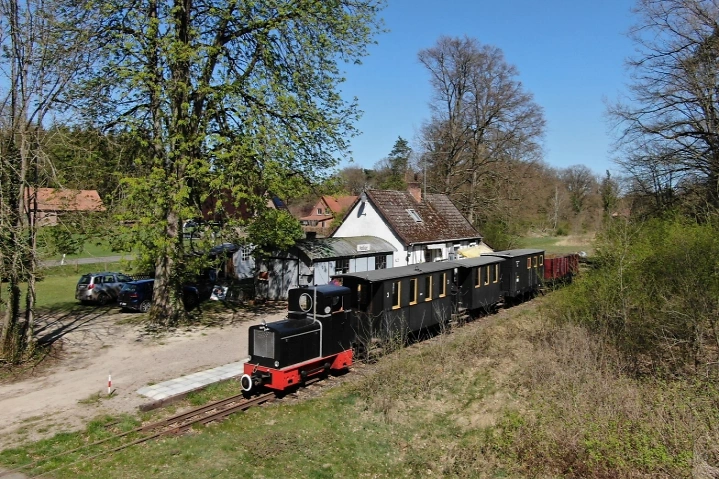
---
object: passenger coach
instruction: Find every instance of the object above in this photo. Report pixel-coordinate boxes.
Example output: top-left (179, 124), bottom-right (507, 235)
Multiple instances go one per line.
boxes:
top-left (337, 261), bottom-right (456, 343)
top-left (452, 255), bottom-right (504, 314)
top-left (484, 249), bottom-right (544, 300)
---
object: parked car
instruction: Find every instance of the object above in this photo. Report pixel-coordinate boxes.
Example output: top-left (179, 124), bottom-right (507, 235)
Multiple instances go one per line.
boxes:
top-left (118, 277), bottom-right (214, 312)
top-left (117, 279), bottom-right (154, 312)
top-left (76, 272), bottom-right (134, 305)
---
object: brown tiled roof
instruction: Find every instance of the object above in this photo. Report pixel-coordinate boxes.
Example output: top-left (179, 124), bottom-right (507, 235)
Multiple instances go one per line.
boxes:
top-left (366, 189), bottom-right (480, 245)
top-left (300, 195), bottom-right (357, 221)
top-left (32, 188), bottom-right (105, 212)
top-left (330, 195), bottom-right (357, 211)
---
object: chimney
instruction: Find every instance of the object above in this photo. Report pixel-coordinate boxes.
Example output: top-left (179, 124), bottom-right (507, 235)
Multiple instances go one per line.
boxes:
top-left (407, 182), bottom-right (422, 203)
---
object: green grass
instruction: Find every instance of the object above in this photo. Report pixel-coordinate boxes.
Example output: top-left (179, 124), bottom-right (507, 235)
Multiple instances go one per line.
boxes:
top-left (518, 234), bottom-right (594, 255)
top-left (0, 262), bottom-right (132, 311)
top-left (42, 240), bottom-right (132, 261)
top-left (0, 297), bottom-right (709, 478)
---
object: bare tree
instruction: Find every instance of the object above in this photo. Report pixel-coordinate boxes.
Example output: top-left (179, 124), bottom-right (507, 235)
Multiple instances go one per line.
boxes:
top-left (418, 36), bottom-right (545, 226)
top-left (610, 0), bottom-right (719, 214)
top-left (561, 165), bottom-right (597, 214)
top-left (0, 0), bottom-right (92, 362)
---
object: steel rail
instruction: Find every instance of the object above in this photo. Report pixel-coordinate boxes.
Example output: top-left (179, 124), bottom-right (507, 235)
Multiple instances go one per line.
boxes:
top-left (0, 392), bottom-right (274, 478)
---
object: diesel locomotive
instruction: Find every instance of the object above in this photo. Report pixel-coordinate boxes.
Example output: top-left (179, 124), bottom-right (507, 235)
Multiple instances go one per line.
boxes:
top-left (241, 249), bottom-right (578, 394)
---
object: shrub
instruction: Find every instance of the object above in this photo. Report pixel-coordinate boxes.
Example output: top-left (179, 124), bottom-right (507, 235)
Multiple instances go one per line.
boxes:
top-left (547, 215), bottom-right (719, 376)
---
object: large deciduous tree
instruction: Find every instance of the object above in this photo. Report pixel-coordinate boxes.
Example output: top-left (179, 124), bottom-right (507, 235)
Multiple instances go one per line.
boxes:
top-left (0, 0), bottom-right (92, 362)
top-left (418, 36), bottom-right (545, 227)
top-left (610, 0), bottom-right (719, 215)
top-left (83, 0), bottom-right (384, 325)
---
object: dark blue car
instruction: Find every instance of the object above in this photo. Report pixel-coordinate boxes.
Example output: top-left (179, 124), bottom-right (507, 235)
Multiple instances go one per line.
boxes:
top-left (118, 278), bottom-right (213, 312)
top-left (118, 279), bottom-right (154, 312)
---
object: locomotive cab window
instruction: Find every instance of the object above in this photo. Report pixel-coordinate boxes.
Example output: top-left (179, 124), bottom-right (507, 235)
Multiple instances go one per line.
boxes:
top-left (539, 254), bottom-right (544, 266)
top-left (439, 273), bottom-right (447, 297)
top-left (533, 256), bottom-right (538, 267)
top-left (331, 295), bottom-right (343, 312)
top-left (493, 264), bottom-right (499, 283)
top-left (391, 281), bottom-right (401, 309)
top-left (527, 258), bottom-right (531, 269)
top-left (484, 265), bottom-right (490, 285)
top-left (424, 276), bottom-right (433, 301)
top-left (475, 267), bottom-right (482, 288)
top-left (409, 278), bottom-right (418, 305)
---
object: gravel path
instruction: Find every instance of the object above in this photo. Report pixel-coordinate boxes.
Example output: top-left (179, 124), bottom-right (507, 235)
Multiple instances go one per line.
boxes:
top-left (0, 304), bottom-right (286, 451)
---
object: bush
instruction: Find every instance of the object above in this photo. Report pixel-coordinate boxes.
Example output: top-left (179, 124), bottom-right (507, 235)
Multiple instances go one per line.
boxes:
top-left (547, 215), bottom-right (719, 376)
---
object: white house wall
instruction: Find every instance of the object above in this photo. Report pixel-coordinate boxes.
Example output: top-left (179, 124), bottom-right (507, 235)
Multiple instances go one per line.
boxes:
top-left (232, 247), bottom-right (255, 279)
top-left (334, 201), bottom-right (482, 267)
top-left (314, 262), bottom-right (331, 285)
top-left (333, 201), bottom-right (410, 267)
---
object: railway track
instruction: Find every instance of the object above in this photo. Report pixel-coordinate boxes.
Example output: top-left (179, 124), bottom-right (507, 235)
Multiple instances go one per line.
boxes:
top-left (0, 391), bottom-right (275, 478)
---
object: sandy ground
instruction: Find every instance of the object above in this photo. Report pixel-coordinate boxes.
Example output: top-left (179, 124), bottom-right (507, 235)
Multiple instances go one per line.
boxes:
top-left (0, 303), bottom-right (287, 451)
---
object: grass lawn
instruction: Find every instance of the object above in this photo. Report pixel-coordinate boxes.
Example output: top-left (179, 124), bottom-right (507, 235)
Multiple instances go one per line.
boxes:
top-left (1, 263), bottom-right (134, 311)
top-left (42, 241), bottom-right (131, 261)
top-left (518, 234), bottom-right (594, 255)
top-left (0, 296), bottom-right (705, 479)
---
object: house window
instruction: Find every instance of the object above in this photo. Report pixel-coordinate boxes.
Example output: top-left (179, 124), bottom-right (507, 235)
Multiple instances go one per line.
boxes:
top-left (317, 208), bottom-right (322, 215)
top-left (406, 209), bottom-right (422, 222)
top-left (376, 255), bottom-right (387, 270)
top-left (392, 281), bottom-right (401, 309)
top-left (241, 248), bottom-right (251, 262)
top-left (325, 208), bottom-right (331, 215)
top-left (409, 278), bottom-right (418, 305)
top-left (439, 273), bottom-right (447, 297)
top-left (336, 258), bottom-right (350, 274)
top-left (424, 276), bottom-right (433, 301)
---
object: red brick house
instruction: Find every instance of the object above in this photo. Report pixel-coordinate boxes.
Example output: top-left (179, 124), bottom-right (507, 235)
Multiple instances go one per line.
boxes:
top-left (300, 195), bottom-right (357, 235)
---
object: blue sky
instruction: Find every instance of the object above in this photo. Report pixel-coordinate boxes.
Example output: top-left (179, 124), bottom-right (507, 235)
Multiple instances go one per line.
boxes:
top-left (339, 0), bottom-right (636, 177)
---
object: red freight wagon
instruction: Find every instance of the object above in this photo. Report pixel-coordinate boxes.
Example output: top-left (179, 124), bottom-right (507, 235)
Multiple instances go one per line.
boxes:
top-left (543, 253), bottom-right (579, 283)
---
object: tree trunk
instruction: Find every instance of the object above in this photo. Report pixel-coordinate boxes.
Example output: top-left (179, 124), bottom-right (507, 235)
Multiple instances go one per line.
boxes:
top-left (150, 209), bottom-right (185, 326)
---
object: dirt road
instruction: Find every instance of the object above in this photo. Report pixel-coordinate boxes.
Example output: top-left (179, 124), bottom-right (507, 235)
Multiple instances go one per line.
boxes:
top-left (0, 304), bottom-right (286, 450)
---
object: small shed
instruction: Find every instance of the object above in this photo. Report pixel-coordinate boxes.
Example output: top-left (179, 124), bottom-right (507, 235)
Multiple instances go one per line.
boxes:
top-left (256, 236), bottom-right (396, 301)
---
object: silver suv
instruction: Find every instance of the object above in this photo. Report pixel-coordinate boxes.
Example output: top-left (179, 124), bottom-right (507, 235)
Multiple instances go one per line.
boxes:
top-left (76, 272), bottom-right (134, 305)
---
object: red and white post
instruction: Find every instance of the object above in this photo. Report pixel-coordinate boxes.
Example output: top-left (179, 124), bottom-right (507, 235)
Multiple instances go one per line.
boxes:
top-left (108, 372), bottom-right (112, 395)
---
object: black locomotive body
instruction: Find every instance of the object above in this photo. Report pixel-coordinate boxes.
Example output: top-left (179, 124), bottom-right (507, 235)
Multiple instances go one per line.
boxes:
top-left (241, 284), bottom-right (354, 393)
top-left (242, 249), bottom-right (547, 393)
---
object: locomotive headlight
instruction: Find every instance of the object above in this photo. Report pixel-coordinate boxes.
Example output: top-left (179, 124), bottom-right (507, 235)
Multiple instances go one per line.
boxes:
top-left (274, 361), bottom-right (280, 368)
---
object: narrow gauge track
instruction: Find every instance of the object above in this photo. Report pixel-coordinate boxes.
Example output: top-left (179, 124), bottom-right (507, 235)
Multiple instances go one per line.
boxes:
top-left (0, 391), bottom-right (274, 478)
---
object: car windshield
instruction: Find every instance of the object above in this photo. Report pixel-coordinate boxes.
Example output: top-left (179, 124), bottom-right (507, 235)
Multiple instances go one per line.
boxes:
top-left (78, 275), bottom-right (91, 285)
top-left (117, 274), bottom-right (132, 283)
